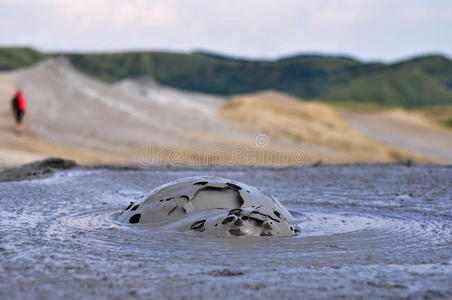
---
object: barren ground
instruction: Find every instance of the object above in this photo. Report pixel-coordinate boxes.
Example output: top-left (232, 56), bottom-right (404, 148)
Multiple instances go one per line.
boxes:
top-left (1, 60), bottom-right (450, 166)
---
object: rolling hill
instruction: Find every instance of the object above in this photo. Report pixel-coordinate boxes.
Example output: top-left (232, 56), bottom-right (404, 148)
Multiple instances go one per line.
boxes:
top-left (1, 47), bottom-right (451, 108)
top-left (1, 57), bottom-right (450, 166)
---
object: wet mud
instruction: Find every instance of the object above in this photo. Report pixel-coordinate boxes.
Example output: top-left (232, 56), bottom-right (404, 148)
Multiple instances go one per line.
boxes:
top-left (0, 163), bottom-right (451, 299)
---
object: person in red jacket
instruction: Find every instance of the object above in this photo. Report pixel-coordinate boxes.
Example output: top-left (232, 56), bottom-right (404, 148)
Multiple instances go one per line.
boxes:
top-left (11, 89), bottom-right (27, 134)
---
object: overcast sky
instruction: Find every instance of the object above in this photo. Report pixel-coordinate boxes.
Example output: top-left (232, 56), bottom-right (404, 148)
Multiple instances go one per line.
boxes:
top-left (0, 0), bottom-right (451, 62)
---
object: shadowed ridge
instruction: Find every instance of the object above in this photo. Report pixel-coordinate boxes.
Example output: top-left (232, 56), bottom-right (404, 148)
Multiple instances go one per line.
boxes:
top-left (0, 157), bottom-right (76, 182)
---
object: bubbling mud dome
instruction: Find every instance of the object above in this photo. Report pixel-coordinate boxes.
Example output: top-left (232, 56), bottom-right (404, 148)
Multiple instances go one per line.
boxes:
top-left (113, 177), bottom-right (300, 237)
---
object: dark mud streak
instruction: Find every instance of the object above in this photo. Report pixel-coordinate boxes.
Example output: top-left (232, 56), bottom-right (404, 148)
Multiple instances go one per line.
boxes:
top-left (222, 216), bottom-right (235, 224)
top-left (196, 186), bottom-right (225, 193)
top-left (234, 219), bottom-right (243, 226)
top-left (236, 191), bottom-right (245, 207)
top-left (228, 208), bottom-right (243, 216)
top-left (131, 204), bottom-right (140, 211)
top-left (260, 232), bottom-right (273, 236)
top-left (179, 195), bottom-right (190, 201)
top-left (251, 211), bottom-right (280, 223)
top-left (129, 214), bottom-right (141, 224)
top-left (168, 206), bottom-right (177, 215)
top-left (206, 269), bottom-right (246, 277)
top-left (227, 182), bottom-right (242, 190)
top-left (193, 181), bottom-right (208, 185)
top-left (190, 220), bottom-right (206, 232)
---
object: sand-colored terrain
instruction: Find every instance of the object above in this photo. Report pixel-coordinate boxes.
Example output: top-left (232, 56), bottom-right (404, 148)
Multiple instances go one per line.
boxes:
top-left (114, 77), bottom-right (224, 115)
top-left (0, 73), bottom-right (113, 166)
top-left (219, 91), bottom-right (438, 163)
top-left (0, 59), bottom-right (306, 166)
top-left (341, 109), bottom-right (452, 163)
top-left (0, 59), bottom-right (448, 166)
top-left (417, 106), bottom-right (452, 125)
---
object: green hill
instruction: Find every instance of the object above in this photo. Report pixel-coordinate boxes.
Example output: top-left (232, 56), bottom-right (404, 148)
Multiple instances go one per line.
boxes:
top-left (0, 47), bottom-right (47, 70)
top-left (1, 47), bottom-right (451, 108)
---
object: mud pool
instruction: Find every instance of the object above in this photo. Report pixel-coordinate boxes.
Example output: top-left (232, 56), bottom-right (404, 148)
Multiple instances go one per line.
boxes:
top-left (0, 163), bottom-right (451, 299)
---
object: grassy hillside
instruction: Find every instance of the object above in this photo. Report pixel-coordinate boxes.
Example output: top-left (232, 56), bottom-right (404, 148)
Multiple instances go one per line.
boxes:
top-left (324, 56), bottom-right (452, 107)
top-left (1, 47), bottom-right (451, 108)
top-left (0, 47), bottom-right (47, 70)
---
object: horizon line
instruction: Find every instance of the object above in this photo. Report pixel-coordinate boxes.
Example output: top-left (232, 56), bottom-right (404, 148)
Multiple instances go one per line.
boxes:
top-left (0, 44), bottom-right (450, 64)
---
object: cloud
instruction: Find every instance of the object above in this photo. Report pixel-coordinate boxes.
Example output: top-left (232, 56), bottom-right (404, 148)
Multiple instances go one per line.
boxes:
top-left (0, 0), bottom-right (451, 61)
top-left (109, 1), bottom-right (176, 27)
top-left (34, 0), bottom-right (176, 27)
top-left (37, 0), bottom-right (110, 25)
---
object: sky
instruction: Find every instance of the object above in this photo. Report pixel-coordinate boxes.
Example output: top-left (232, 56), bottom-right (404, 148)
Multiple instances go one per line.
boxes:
top-left (0, 0), bottom-right (451, 62)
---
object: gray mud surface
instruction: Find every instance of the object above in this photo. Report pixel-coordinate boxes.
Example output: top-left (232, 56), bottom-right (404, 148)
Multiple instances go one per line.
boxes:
top-left (0, 162), bottom-right (451, 299)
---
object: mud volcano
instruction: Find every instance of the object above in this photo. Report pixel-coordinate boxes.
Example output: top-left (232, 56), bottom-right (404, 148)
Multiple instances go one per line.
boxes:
top-left (114, 177), bottom-right (300, 237)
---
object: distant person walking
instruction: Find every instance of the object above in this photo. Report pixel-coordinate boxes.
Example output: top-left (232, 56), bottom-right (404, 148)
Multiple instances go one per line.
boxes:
top-left (11, 89), bottom-right (27, 134)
